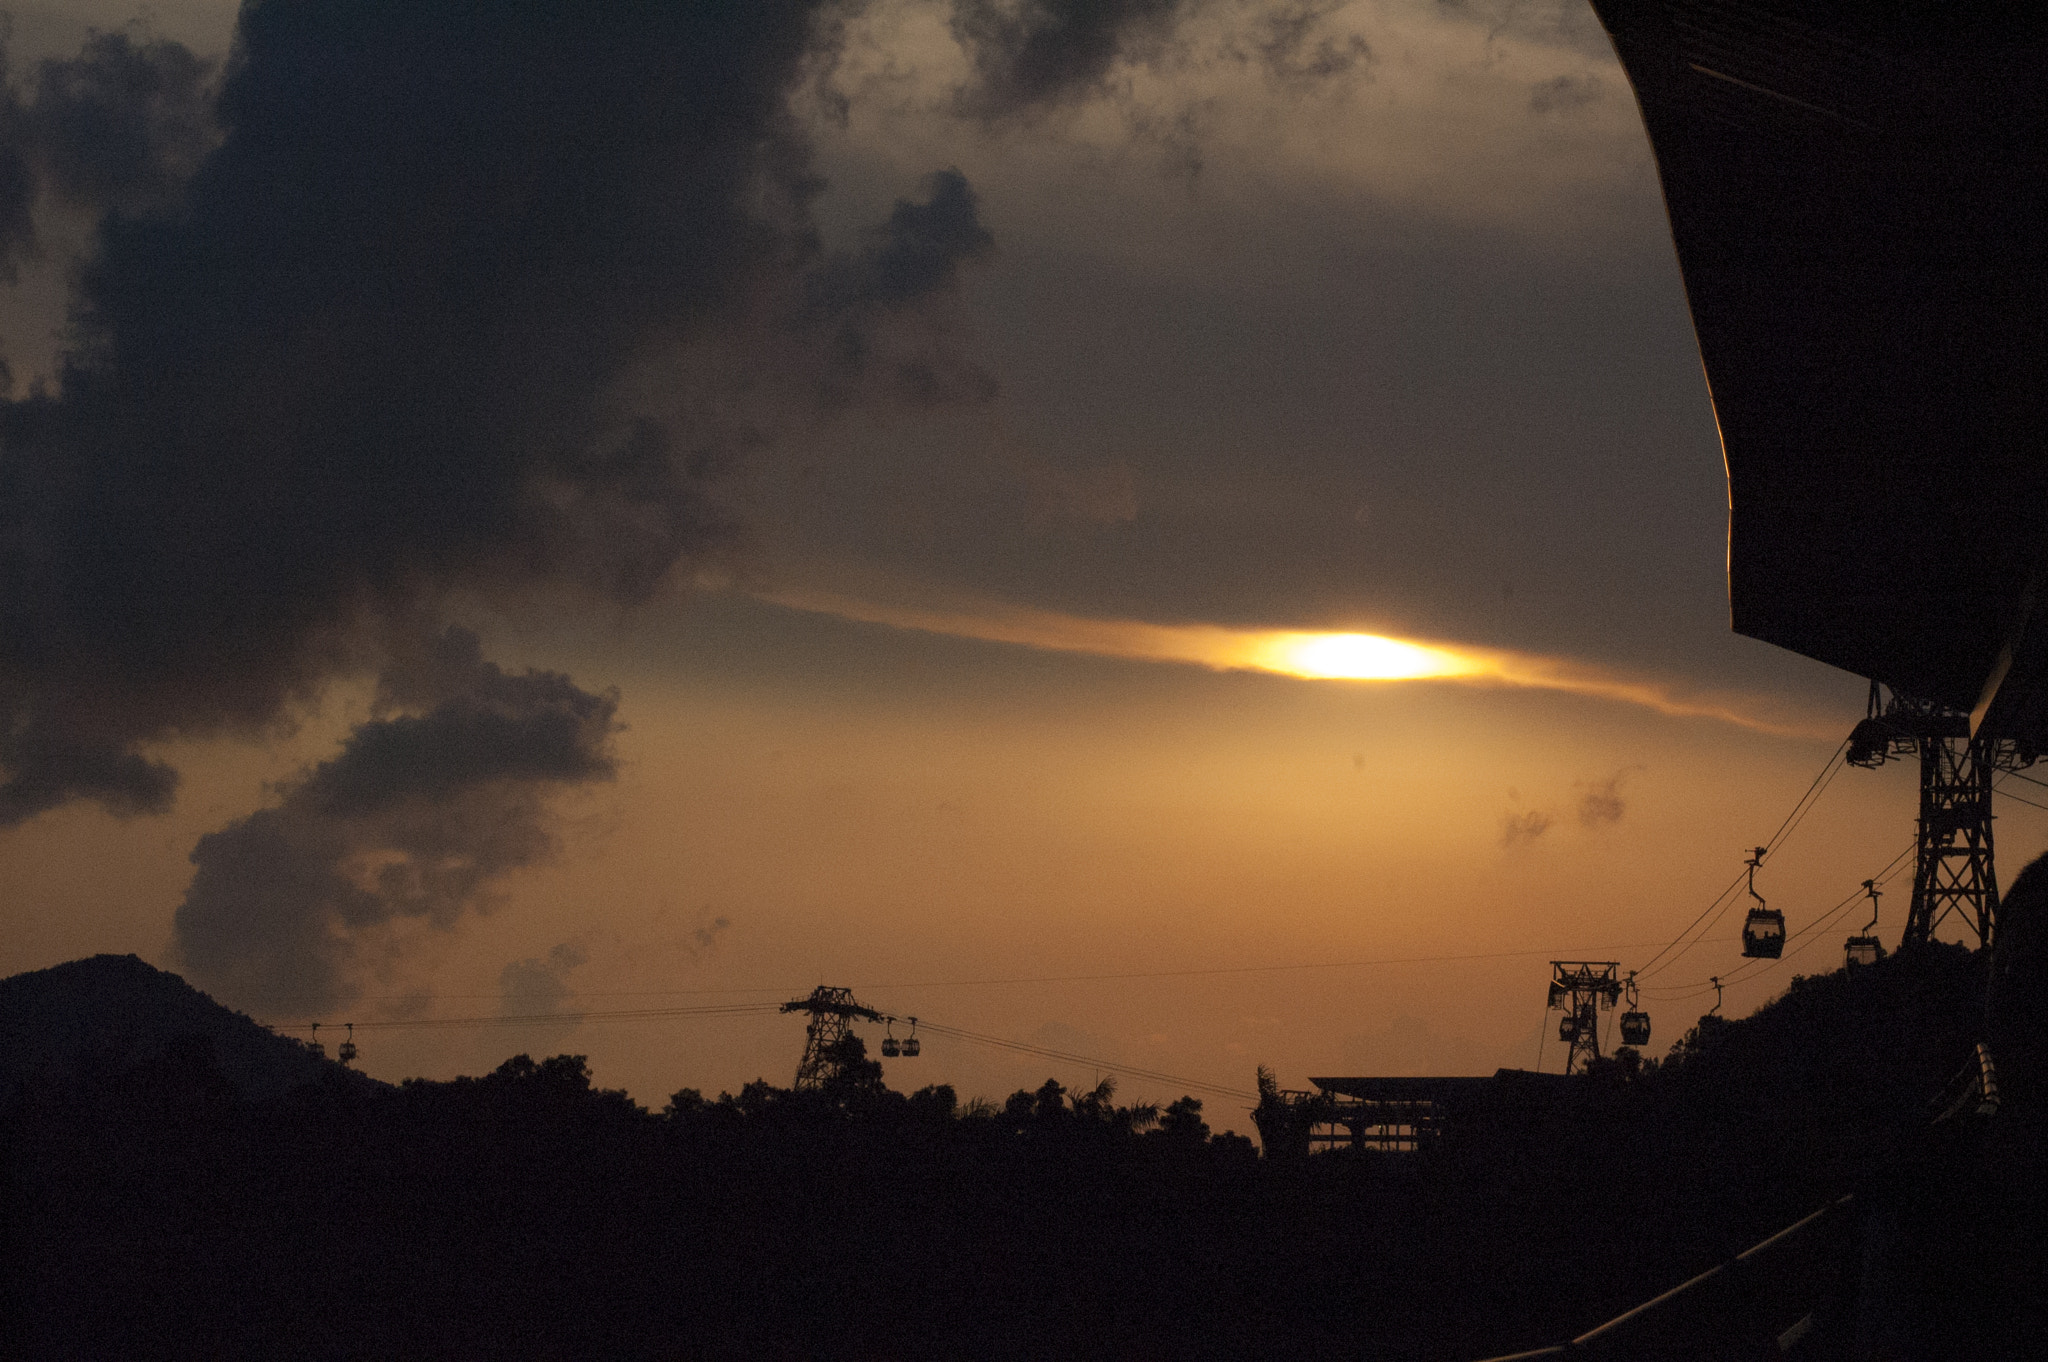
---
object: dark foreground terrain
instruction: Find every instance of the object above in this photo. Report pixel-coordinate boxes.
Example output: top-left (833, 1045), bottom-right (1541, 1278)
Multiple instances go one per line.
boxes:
top-left (4, 921), bottom-right (2043, 1361)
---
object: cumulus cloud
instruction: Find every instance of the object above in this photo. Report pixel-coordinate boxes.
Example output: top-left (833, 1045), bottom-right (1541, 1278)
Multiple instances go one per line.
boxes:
top-left (1499, 808), bottom-right (1553, 847)
top-left (172, 628), bottom-right (621, 1015)
top-left (0, 2), bottom-right (998, 827)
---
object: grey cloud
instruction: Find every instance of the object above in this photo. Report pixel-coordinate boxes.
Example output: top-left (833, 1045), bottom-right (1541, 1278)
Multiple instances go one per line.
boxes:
top-left (1529, 73), bottom-right (1601, 115)
top-left (24, 28), bottom-right (216, 215)
top-left (0, 3), bottom-right (996, 827)
top-left (500, 942), bottom-right (588, 1017)
top-left (1499, 808), bottom-right (1552, 847)
top-left (949, 0), bottom-right (1191, 118)
top-left (171, 628), bottom-right (620, 1015)
top-left (851, 168), bottom-right (996, 305)
top-left (808, 167), bottom-right (1000, 405)
top-left (690, 916), bottom-right (732, 958)
top-left (1231, 1), bottom-right (1369, 85)
top-left (1576, 768), bottom-right (1634, 827)
top-left (0, 26), bottom-right (215, 283)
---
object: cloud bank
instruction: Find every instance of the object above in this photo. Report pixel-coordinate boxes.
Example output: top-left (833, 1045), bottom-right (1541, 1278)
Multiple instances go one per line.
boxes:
top-left (0, 1), bottom-right (1001, 828)
top-left (172, 628), bottom-right (621, 1014)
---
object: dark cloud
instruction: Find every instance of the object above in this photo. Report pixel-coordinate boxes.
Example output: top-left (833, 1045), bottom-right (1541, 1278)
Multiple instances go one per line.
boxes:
top-left (173, 628), bottom-right (620, 1015)
top-left (690, 916), bottom-right (733, 958)
top-left (1576, 768), bottom-right (1634, 828)
top-left (848, 168), bottom-right (995, 306)
top-left (946, 1), bottom-right (1371, 126)
top-left (1499, 808), bottom-right (1552, 848)
top-left (1529, 73), bottom-right (1601, 115)
top-left (500, 942), bottom-right (588, 1017)
top-left (24, 28), bottom-right (216, 215)
top-left (809, 167), bottom-right (999, 405)
top-left (0, 60), bottom-right (32, 283)
top-left (0, 26), bottom-right (216, 281)
top-left (0, 2), bottom-right (996, 827)
top-left (949, 0), bottom-right (1190, 118)
top-left (1230, 1), bottom-right (1369, 85)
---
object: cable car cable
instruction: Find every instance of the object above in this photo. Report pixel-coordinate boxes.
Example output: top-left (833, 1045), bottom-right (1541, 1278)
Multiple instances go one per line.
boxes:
top-left (1991, 776), bottom-right (2048, 813)
top-left (339, 941), bottom-right (1709, 1006)
top-left (1634, 737), bottom-right (1852, 982)
top-left (1649, 840), bottom-right (1915, 999)
top-left (1640, 841), bottom-right (1911, 996)
top-left (909, 1019), bottom-right (1257, 1102)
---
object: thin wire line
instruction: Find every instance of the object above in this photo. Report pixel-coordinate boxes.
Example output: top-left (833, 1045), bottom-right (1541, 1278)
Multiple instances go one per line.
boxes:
top-left (1637, 737), bottom-right (1851, 982)
top-left (848, 945), bottom-right (1681, 991)
top-left (340, 942), bottom-right (1694, 1007)
top-left (1634, 871), bottom-right (1749, 981)
top-left (1994, 778), bottom-right (2048, 814)
top-left (1662, 840), bottom-right (1914, 997)
top-left (1759, 736), bottom-right (1852, 854)
top-left (297, 1002), bottom-right (783, 1031)
top-left (916, 1021), bottom-right (1256, 1102)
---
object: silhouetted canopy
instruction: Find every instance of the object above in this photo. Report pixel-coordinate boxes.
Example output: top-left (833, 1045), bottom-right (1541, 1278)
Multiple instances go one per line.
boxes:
top-left (1591, 2), bottom-right (2048, 734)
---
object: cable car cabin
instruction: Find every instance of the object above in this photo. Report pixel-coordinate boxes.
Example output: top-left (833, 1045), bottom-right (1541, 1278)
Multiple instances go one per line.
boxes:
top-left (1845, 934), bottom-right (1882, 968)
top-left (901, 1036), bottom-right (919, 1056)
top-left (1742, 906), bottom-right (1786, 959)
top-left (1558, 1016), bottom-right (1582, 1043)
top-left (880, 1036), bottom-right (900, 1057)
top-left (1619, 1011), bottom-right (1651, 1048)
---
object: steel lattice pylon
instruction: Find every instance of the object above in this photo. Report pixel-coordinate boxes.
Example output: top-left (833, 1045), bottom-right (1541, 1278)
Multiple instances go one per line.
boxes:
top-left (1847, 687), bottom-right (2038, 950)
top-left (1546, 962), bottom-right (1622, 1075)
top-left (780, 986), bottom-right (882, 1090)
top-left (1908, 733), bottom-right (1997, 948)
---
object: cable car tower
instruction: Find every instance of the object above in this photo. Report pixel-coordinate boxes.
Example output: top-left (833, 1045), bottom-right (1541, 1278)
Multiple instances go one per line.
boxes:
top-left (779, 986), bottom-right (922, 1090)
top-left (1847, 684), bottom-right (2039, 949)
top-left (1547, 962), bottom-right (1622, 1075)
top-left (781, 986), bottom-right (882, 1090)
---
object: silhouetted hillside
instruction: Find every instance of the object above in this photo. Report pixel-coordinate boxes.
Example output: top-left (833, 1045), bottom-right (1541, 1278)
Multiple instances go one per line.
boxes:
top-left (3, 934), bottom-right (2038, 1360)
top-left (0, 954), bottom-right (381, 1102)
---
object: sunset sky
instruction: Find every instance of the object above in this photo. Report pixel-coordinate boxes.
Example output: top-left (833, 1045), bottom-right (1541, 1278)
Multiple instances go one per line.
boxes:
top-left (4, 0), bottom-right (2038, 1132)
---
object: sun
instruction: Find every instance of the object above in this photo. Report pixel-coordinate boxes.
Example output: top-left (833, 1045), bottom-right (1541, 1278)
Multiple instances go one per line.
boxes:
top-left (1248, 632), bottom-right (1480, 682)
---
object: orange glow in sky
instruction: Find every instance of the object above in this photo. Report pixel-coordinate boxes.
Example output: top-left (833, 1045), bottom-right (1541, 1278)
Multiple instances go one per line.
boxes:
top-left (1236, 631), bottom-right (1480, 681)
top-left (758, 589), bottom-right (1826, 737)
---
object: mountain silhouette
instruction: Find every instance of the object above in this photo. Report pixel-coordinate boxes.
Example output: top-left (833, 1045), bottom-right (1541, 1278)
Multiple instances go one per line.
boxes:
top-left (0, 953), bottom-right (381, 1102)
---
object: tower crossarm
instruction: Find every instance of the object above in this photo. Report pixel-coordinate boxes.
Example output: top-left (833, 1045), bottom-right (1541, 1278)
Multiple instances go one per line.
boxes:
top-left (779, 996), bottom-right (883, 1023)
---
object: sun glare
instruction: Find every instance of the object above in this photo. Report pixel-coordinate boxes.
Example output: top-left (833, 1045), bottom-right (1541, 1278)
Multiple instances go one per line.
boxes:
top-left (1248, 631), bottom-right (1479, 681)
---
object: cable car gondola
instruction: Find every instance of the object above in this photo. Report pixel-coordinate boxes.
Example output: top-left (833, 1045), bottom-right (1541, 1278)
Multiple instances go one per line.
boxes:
top-left (1618, 972), bottom-right (1650, 1048)
top-left (901, 1019), bottom-right (920, 1057)
top-left (337, 1022), bottom-right (358, 1067)
top-left (1740, 846), bottom-right (1785, 960)
top-left (1846, 880), bottom-right (1883, 968)
top-left (880, 1023), bottom-right (900, 1058)
top-left (1558, 1015), bottom-right (1581, 1043)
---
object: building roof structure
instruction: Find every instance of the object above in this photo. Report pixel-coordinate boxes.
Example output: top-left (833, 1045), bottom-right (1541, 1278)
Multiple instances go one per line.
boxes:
top-left (1590, 2), bottom-right (2048, 738)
